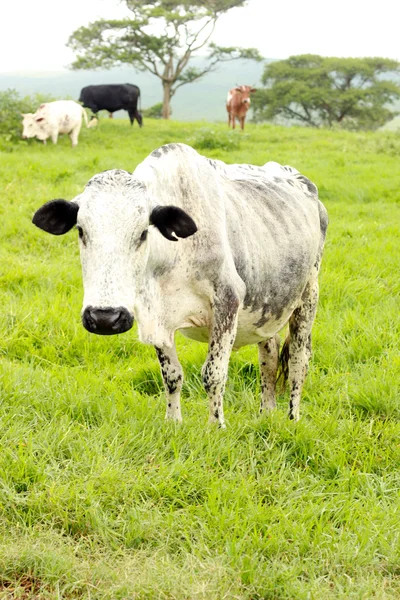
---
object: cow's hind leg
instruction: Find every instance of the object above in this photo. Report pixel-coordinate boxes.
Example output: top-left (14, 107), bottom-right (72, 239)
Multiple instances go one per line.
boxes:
top-left (287, 278), bottom-right (319, 421)
top-left (202, 286), bottom-right (240, 428)
top-left (155, 345), bottom-right (183, 422)
top-left (127, 109), bottom-right (138, 126)
top-left (69, 123), bottom-right (82, 148)
top-left (134, 110), bottom-right (143, 127)
top-left (258, 334), bottom-right (280, 414)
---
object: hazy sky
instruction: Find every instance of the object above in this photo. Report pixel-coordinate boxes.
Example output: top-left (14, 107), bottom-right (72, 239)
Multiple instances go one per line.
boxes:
top-left (1, 0), bottom-right (399, 72)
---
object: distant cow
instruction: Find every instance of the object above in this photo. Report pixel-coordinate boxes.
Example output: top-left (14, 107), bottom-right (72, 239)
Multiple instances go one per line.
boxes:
top-left (226, 85), bottom-right (256, 130)
top-left (32, 143), bottom-right (328, 426)
top-left (79, 84), bottom-right (143, 127)
top-left (22, 100), bottom-right (89, 147)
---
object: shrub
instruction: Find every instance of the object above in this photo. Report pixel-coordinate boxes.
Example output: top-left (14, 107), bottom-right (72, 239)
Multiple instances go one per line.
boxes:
top-left (142, 103), bottom-right (164, 119)
top-left (0, 89), bottom-right (56, 144)
top-left (191, 128), bottom-right (242, 151)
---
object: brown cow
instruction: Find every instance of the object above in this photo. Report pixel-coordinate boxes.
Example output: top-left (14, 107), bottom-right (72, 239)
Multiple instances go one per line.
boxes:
top-left (226, 85), bottom-right (256, 130)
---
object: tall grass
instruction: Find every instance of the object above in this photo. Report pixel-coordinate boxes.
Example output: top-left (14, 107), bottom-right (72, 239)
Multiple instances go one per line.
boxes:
top-left (0, 119), bottom-right (399, 598)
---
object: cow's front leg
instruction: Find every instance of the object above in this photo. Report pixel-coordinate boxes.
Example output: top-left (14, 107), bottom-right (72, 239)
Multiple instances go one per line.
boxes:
top-left (202, 287), bottom-right (240, 428)
top-left (258, 334), bottom-right (280, 414)
top-left (154, 345), bottom-right (183, 422)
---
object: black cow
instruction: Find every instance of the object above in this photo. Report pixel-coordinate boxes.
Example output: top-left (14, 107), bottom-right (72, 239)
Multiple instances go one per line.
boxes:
top-left (78, 84), bottom-right (143, 127)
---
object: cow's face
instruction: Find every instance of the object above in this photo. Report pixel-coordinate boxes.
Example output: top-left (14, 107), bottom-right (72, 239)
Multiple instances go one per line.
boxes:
top-left (32, 170), bottom-right (197, 335)
top-left (234, 86), bottom-right (257, 106)
top-left (21, 113), bottom-right (47, 140)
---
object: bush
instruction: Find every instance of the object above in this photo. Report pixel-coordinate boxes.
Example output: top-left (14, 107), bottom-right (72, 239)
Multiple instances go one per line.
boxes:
top-left (0, 89), bottom-right (56, 144)
top-left (191, 128), bottom-right (242, 151)
top-left (142, 103), bottom-right (164, 119)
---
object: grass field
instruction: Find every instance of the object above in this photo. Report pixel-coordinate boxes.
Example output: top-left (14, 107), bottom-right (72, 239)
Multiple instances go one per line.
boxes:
top-left (0, 119), bottom-right (400, 599)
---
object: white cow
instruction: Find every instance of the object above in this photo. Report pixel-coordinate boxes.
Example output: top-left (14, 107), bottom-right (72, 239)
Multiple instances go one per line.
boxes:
top-left (22, 100), bottom-right (89, 147)
top-left (32, 143), bottom-right (328, 426)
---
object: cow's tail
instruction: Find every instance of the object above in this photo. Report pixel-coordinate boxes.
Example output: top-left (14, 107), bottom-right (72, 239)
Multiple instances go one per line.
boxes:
top-left (81, 105), bottom-right (89, 127)
top-left (276, 333), bottom-right (290, 392)
top-left (138, 87), bottom-right (141, 112)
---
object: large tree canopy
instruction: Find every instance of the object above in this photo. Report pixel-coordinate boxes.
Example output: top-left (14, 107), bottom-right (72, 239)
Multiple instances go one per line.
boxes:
top-left (252, 55), bottom-right (400, 130)
top-left (67, 0), bottom-right (262, 119)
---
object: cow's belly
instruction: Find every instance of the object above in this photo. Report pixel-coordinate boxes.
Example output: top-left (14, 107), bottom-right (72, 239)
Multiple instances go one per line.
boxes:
top-left (178, 303), bottom-right (294, 349)
top-left (179, 327), bottom-right (210, 344)
top-left (58, 120), bottom-right (78, 134)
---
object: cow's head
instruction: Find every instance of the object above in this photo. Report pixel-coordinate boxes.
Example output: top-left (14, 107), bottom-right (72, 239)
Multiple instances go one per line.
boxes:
top-left (234, 85), bottom-right (257, 106)
top-left (21, 113), bottom-right (47, 140)
top-left (32, 169), bottom-right (197, 336)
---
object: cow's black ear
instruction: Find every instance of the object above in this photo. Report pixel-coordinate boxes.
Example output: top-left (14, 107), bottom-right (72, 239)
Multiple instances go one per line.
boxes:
top-left (32, 199), bottom-right (79, 235)
top-left (150, 205), bottom-right (197, 242)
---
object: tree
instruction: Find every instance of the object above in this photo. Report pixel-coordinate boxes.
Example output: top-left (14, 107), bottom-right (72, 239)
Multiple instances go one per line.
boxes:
top-left (67, 0), bottom-right (263, 119)
top-left (252, 55), bottom-right (400, 130)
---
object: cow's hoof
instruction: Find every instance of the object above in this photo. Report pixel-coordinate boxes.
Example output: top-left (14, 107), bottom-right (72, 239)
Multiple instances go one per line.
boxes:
top-left (165, 414), bottom-right (182, 423)
top-left (208, 417), bottom-right (226, 429)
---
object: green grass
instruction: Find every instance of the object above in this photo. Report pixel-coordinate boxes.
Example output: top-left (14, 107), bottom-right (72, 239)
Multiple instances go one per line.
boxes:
top-left (0, 119), bottom-right (400, 599)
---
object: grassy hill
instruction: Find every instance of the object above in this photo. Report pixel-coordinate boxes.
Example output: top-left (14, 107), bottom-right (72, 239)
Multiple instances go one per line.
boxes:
top-left (1, 120), bottom-right (400, 598)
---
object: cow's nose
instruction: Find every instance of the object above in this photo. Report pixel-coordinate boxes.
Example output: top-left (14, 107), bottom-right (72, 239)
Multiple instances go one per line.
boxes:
top-left (82, 306), bottom-right (134, 335)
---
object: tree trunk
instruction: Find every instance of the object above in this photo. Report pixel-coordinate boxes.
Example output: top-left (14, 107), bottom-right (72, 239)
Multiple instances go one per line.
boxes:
top-left (162, 82), bottom-right (172, 119)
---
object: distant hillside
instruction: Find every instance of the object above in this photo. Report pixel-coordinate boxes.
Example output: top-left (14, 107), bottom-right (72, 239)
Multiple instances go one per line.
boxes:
top-left (0, 59), bottom-right (265, 122)
top-left (2, 59), bottom-right (398, 130)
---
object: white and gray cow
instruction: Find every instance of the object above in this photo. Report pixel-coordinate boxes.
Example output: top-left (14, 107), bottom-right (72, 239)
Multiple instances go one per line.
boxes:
top-left (22, 100), bottom-right (89, 147)
top-left (32, 143), bottom-right (328, 425)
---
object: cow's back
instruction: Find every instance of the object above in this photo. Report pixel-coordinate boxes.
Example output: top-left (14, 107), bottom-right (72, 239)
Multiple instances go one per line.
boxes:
top-left (79, 84), bottom-right (139, 112)
top-left (36, 101), bottom-right (83, 127)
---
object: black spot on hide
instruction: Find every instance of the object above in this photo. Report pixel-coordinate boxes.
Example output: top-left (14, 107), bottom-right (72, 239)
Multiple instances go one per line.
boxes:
top-left (152, 263), bottom-right (173, 278)
top-left (253, 299), bottom-right (284, 328)
top-left (159, 143), bottom-right (177, 154)
top-left (295, 174), bottom-right (318, 196)
top-left (318, 203), bottom-right (329, 238)
top-left (85, 170), bottom-right (145, 191)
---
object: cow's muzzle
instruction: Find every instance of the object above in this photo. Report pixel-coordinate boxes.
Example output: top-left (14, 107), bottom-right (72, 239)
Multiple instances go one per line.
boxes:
top-left (82, 306), bottom-right (134, 335)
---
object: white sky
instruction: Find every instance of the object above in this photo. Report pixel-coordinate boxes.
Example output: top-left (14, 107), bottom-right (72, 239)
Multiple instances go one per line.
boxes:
top-left (1, 0), bottom-right (399, 72)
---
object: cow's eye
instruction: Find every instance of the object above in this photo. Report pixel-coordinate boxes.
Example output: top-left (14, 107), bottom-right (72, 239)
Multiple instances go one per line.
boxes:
top-left (77, 226), bottom-right (86, 245)
top-left (139, 229), bottom-right (148, 243)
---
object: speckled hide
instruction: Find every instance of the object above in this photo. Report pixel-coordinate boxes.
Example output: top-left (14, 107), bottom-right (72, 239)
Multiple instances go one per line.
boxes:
top-left (32, 143), bottom-right (328, 426)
